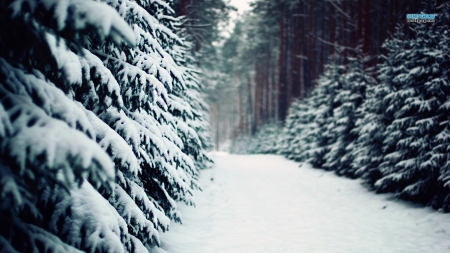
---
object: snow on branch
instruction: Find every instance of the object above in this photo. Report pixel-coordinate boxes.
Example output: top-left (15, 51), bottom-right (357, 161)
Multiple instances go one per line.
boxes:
top-left (10, 0), bottom-right (136, 46)
top-left (0, 62), bottom-right (115, 189)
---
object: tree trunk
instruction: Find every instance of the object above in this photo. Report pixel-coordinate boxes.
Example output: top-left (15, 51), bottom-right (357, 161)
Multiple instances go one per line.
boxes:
top-left (278, 3), bottom-right (287, 122)
top-left (247, 75), bottom-right (256, 135)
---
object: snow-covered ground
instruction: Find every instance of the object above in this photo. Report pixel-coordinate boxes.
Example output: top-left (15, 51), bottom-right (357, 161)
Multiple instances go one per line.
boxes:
top-left (154, 153), bottom-right (450, 253)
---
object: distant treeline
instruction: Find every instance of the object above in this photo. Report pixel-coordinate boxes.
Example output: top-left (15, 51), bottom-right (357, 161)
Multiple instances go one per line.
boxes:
top-left (222, 0), bottom-right (446, 138)
top-left (232, 0), bottom-right (450, 211)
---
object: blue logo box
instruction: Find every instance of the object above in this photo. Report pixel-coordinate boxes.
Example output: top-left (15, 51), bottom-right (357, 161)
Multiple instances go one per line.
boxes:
top-left (406, 13), bottom-right (436, 22)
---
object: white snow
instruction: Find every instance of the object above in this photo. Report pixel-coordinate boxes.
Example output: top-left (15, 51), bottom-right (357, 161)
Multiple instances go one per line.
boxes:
top-left (4, 93), bottom-right (115, 184)
top-left (49, 181), bottom-right (128, 253)
top-left (71, 0), bottom-right (136, 46)
top-left (10, 0), bottom-right (135, 46)
top-left (155, 153), bottom-right (450, 253)
top-left (46, 33), bottom-right (82, 84)
top-left (112, 184), bottom-right (160, 245)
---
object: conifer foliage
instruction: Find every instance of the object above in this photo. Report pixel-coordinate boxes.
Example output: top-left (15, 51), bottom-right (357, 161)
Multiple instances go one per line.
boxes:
top-left (306, 58), bottom-right (347, 169)
top-left (274, 2), bottom-right (450, 212)
top-left (373, 10), bottom-right (450, 207)
top-left (0, 0), bottom-right (212, 252)
top-left (230, 123), bottom-right (281, 155)
top-left (276, 91), bottom-right (319, 163)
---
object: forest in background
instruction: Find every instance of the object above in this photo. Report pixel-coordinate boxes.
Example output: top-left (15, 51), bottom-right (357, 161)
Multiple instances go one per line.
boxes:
top-left (228, 0), bottom-right (450, 212)
top-left (213, 0), bottom-right (447, 146)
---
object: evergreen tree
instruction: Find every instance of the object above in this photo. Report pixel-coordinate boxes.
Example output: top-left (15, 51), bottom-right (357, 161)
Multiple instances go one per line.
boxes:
top-left (306, 56), bottom-right (346, 168)
top-left (252, 123), bottom-right (281, 154)
top-left (373, 4), bottom-right (450, 207)
top-left (350, 72), bottom-right (391, 185)
top-left (0, 1), bottom-right (135, 251)
top-left (279, 52), bottom-right (371, 174)
top-left (277, 98), bottom-right (317, 162)
top-left (165, 21), bottom-right (214, 171)
top-left (0, 0), bottom-right (212, 251)
top-left (277, 100), bottom-right (302, 158)
top-left (324, 52), bottom-right (373, 178)
top-left (230, 122), bottom-right (280, 155)
top-left (170, 0), bottom-right (231, 153)
top-left (172, 0), bottom-right (232, 61)
top-left (295, 98), bottom-right (321, 164)
top-left (432, 1), bottom-right (450, 211)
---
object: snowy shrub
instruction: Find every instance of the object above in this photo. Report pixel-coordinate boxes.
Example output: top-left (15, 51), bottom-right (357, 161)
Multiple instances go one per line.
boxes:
top-left (0, 0), bottom-right (212, 252)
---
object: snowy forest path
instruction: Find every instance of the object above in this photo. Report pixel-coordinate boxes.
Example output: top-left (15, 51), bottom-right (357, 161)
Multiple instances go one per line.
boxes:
top-left (156, 154), bottom-right (450, 253)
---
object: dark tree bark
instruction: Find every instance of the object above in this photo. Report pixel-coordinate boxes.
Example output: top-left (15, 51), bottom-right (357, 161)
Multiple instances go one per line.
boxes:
top-left (278, 3), bottom-right (287, 121)
top-left (229, 0), bottom-right (441, 133)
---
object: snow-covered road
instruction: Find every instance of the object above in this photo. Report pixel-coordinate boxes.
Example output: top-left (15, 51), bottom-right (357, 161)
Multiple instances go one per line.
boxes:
top-left (155, 153), bottom-right (450, 253)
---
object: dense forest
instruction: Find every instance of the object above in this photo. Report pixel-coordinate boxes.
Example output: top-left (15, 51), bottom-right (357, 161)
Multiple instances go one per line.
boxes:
top-left (1, 0), bottom-right (450, 251)
top-left (228, 0), bottom-right (450, 212)
top-left (0, 0), bottom-right (229, 252)
top-left (218, 0), bottom-right (445, 139)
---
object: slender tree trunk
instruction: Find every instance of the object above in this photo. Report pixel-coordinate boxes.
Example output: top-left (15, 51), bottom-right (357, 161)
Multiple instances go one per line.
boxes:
top-left (330, 1), bottom-right (336, 58)
top-left (265, 47), bottom-right (270, 123)
top-left (304, 1), bottom-right (313, 96)
top-left (238, 81), bottom-right (245, 135)
top-left (343, 0), bottom-right (347, 64)
top-left (298, 1), bottom-right (304, 98)
top-left (350, 1), bottom-right (356, 55)
top-left (247, 75), bottom-right (256, 135)
top-left (358, 0), bottom-right (364, 55)
top-left (291, 4), bottom-right (301, 99)
top-left (278, 3), bottom-right (287, 122)
top-left (180, 0), bottom-right (186, 16)
top-left (212, 102), bottom-right (219, 150)
top-left (255, 62), bottom-right (262, 128)
top-left (285, 9), bottom-right (292, 110)
top-left (363, 0), bottom-right (371, 58)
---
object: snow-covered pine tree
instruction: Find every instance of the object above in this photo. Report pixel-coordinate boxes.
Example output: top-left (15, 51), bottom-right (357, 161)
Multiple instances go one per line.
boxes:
top-left (305, 55), bottom-right (346, 168)
top-left (277, 97), bottom-right (317, 162)
top-left (74, 0), bottom-right (208, 247)
top-left (350, 73), bottom-right (391, 185)
top-left (0, 0), bottom-right (210, 252)
top-left (252, 123), bottom-right (281, 154)
top-left (229, 134), bottom-right (252, 154)
top-left (179, 66), bottom-right (214, 171)
top-left (229, 123), bottom-right (279, 155)
top-left (432, 1), bottom-right (450, 211)
top-left (279, 51), bottom-right (369, 170)
top-left (323, 51), bottom-right (374, 178)
top-left (374, 2), bottom-right (450, 207)
top-left (295, 99), bottom-right (321, 163)
top-left (277, 99), bottom-right (303, 158)
top-left (0, 0), bottom-right (138, 252)
top-left (165, 27), bottom-right (214, 171)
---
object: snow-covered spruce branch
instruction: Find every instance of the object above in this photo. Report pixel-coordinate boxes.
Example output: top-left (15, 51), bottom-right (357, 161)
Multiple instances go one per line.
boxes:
top-left (0, 0), bottom-right (213, 252)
